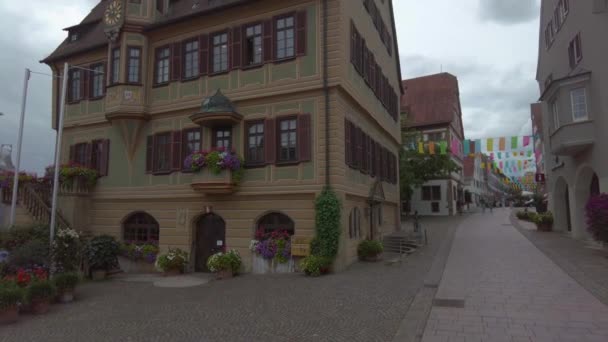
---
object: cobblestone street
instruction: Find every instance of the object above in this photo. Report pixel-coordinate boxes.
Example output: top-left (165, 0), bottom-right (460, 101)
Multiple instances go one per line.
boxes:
top-left (422, 209), bottom-right (608, 342)
top-left (0, 217), bottom-right (458, 342)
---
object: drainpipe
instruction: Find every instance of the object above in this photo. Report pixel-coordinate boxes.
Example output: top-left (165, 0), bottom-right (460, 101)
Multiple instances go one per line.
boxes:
top-left (323, 0), bottom-right (330, 188)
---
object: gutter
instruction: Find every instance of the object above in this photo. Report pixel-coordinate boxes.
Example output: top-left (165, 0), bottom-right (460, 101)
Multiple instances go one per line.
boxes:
top-left (323, 0), bottom-right (330, 187)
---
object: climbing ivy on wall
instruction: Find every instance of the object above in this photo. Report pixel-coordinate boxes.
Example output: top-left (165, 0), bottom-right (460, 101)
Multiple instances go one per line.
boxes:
top-left (313, 187), bottom-right (341, 260)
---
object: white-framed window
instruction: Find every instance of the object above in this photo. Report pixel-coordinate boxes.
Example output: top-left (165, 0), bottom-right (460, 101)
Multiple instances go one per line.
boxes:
top-left (551, 99), bottom-right (560, 131)
top-left (570, 88), bottom-right (588, 122)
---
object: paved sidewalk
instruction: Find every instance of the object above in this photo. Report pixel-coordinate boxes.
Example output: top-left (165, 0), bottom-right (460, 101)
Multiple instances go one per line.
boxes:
top-left (422, 208), bottom-right (608, 342)
top-left (511, 213), bottom-right (608, 307)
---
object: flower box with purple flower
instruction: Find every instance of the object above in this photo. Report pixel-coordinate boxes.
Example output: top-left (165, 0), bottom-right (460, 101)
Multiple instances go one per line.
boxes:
top-left (250, 229), bottom-right (295, 274)
top-left (186, 148), bottom-right (244, 194)
top-left (117, 242), bottom-right (159, 274)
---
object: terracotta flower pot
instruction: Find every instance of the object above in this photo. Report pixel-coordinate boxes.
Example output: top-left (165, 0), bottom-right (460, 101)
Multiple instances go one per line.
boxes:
top-left (216, 269), bottom-right (233, 280)
top-left (537, 223), bottom-right (553, 232)
top-left (0, 306), bottom-right (19, 325)
top-left (59, 289), bottom-right (75, 303)
top-left (163, 269), bottom-right (182, 277)
top-left (31, 299), bottom-right (51, 315)
top-left (91, 269), bottom-right (106, 281)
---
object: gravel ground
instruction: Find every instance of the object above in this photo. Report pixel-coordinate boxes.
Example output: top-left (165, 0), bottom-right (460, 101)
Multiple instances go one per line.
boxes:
top-left (0, 216), bottom-right (459, 342)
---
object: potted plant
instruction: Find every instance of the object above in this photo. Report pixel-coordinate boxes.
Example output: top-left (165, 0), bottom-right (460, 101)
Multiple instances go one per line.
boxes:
top-left (84, 235), bottom-right (120, 280)
top-left (533, 212), bottom-right (554, 232)
top-left (51, 163), bottom-right (99, 192)
top-left (586, 194), bottom-right (608, 243)
top-left (155, 248), bottom-right (188, 276)
top-left (184, 148), bottom-right (245, 184)
top-left (25, 280), bottom-right (56, 315)
top-left (249, 229), bottom-right (293, 274)
top-left (119, 242), bottom-right (159, 273)
top-left (357, 239), bottom-right (384, 262)
top-left (0, 282), bottom-right (23, 324)
top-left (52, 273), bottom-right (79, 303)
top-left (299, 255), bottom-right (331, 277)
top-left (206, 249), bottom-right (242, 279)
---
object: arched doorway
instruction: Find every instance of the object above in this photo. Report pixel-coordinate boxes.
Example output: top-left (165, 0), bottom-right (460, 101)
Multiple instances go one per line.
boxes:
top-left (553, 177), bottom-right (571, 233)
top-left (572, 167), bottom-right (598, 239)
top-left (194, 213), bottom-right (226, 272)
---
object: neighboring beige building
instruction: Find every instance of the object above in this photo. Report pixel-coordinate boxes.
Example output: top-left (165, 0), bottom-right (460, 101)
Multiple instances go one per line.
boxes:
top-left (37, 0), bottom-right (403, 272)
top-left (536, 0), bottom-right (607, 238)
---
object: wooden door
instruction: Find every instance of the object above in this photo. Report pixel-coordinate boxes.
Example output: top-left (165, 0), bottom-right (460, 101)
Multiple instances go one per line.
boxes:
top-left (195, 214), bottom-right (226, 272)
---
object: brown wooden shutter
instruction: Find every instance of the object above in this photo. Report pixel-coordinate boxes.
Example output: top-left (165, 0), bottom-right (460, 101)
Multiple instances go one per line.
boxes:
top-left (226, 30), bottom-right (232, 70)
top-left (69, 145), bottom-right (75, 163)
top-left (146, 135), bottom-right (154, 173)
top-left (575, 34), bottom-right (582, 62)
top-left (361, 133), bottom-right (368, 173)
top-left (298, 114), bottom-right (311, 162)
top-left (296, 10), bottom-right (307, 56)
top-left (231, 26), bottom-right (242, 69)
top-left (263, 20), bottom-right (273, 63)
top-left (362, 41), bottom-right (368, 83)
top-left (84, 143), bottom-right (93, 168)
top-left (99, 139), bottom-right (110, 176)
top-left (271, 18), bottom-right (278, 61)
top-left (171, 131), bottom-right (182, 171)
top-left (82, 68), bottom-right (89, 100)
top-left (264, 118), bottom-right (276, 164)
top-left (356, 127), bottom-right (363, 170)
top-left (370, 140), bottom-right (375, 177)
top-left (350, 21), bottom-right (356, 66)
top-left (171, 42), bottom-right (182, 81)
top-left (345, 119), bottom-right (351, 166)
top-left (568, 42), bottom-right (574, 68)
top-left (200, 34), bottom-right (209, 75)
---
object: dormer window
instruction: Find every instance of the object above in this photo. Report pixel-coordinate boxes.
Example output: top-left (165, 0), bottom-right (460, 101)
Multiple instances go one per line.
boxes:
top-left (69, 32), bottom-right (79, 42)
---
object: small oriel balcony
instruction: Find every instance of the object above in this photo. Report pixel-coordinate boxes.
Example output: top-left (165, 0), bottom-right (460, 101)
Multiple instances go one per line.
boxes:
top-left (191, 168), bottom-right (236, 195)
top-left (550, 120), bottom-right (595, 156)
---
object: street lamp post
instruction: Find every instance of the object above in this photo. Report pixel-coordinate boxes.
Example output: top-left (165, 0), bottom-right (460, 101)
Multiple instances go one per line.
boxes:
top-left (8, 69), bottom-right (31, 227)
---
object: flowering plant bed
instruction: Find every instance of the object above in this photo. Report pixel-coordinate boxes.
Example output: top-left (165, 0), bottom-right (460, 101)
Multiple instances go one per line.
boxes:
top-left (250, 229), bottom-right (294, 274)
top-left (2, 267), bottom-right (48, 288)
top-left (120, 242), bottom-right (159, 264)
top-left (155, 248), bottom-right (188, 275)
top-left (184, 148), bottom-right (244, 184)
top-left (586, 194), bottom-right (608, 243)
top-left (46, 163), bottom-right (99, 190)
top-left (207, 249), bottom-right (242, 279)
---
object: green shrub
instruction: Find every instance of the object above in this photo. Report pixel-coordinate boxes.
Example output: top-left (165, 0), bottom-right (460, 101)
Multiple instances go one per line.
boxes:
top-left (357, 240), bottom-right (384, 259)
top-left (299, 255), bottom-right (331, 277)
top-left (84, 235), bottom-right (120, 271)
top-left (52, 273), bottom-right (80, 291)
top-left (1, 224), bottom-right (49, 250)
top-left (25, 280), bottom-right (56, 303)
top-left (52, 227), bottom-right (83, 272)
top-left (533, 212), bottom-right (554, 225)
top-left (0, 282), bottom-right (24, 310)
top-left (206, 250), bottom-right (241, 273)
top-left (155, 248), bottom-right (189, 273)
top-left (8, 239), bottom-right (49, 268)
top-left (314, 188), bottom-right (341, 260)
top-left (516, 211), bottom-right (536, 222)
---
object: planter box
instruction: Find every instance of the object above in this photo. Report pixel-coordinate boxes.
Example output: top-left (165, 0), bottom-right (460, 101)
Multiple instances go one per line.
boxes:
top-left (537, 223), bottom-right (553, 232)
top-left (191, 169), bottom-right (235, 194)
top-left (118, 256), bottom-right (157, 274)
top-left (216, 269), bottom-right (234, 280)
top-left (60, 176), bottom-right (92, 194)
top-left (251, 254), bottom-right (295, 274)
top-left (0, 307), bottom-right (18, 325)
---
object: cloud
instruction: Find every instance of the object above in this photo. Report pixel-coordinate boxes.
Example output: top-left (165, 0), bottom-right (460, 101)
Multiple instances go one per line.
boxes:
top-left (478, 0), bottom-right (540, 25)
top-left (0, 1), bottom-right (93, 175)
top-left (401, 54), bottom-right (540, 140)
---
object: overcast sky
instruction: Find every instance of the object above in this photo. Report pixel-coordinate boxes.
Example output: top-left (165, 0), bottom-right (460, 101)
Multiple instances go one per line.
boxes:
top-left (0, 0), bottom-right (541, 175)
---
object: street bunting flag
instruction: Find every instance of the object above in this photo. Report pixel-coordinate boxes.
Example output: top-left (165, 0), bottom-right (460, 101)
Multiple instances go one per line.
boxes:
top-left (429, 142), bottom-right (436, 155)
top-left (499, 137), bottom-right (506, 151)
top-left (475, 139), bottom-right (482, 154)
top-left (439, 141), bottom-right (448, 155)
top-left (511, 136), bottom-right (518, 149)
top-left (487, 138), bottom-right (494, 152)
top-left (464, 140), bottom-right (470, 155)
top-left (523, 136), bottom-right (531, 147)
top-left (418, 142), bottom-right (424, 154)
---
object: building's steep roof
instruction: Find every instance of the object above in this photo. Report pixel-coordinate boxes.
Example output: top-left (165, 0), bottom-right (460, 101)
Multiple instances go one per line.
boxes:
top-left (401, 73), bottom-right (463, 134)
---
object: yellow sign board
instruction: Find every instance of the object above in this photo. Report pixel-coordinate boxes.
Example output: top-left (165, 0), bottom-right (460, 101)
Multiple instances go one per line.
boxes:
top-left (291, 236), bottom-right (313, 257)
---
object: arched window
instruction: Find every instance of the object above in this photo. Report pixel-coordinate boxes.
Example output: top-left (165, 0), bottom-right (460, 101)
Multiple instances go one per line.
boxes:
top-left (349, 207), bottom-right (361, 239)
top-left (257, 212), bottom-right (295, 236)
top-left (123, 212), bottom-right (159, 243)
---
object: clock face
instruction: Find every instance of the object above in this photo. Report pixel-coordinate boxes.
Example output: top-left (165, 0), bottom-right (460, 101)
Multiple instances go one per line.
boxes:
top-left (104, 0), bottom-right (122, 26)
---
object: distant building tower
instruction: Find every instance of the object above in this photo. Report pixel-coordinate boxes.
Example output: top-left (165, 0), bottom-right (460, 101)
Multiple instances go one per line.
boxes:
top-left (0, 145), bottom-right (15, 172)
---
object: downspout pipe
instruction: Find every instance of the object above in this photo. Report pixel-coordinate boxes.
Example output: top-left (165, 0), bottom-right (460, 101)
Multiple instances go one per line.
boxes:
top-left (323, 0), bottom-right (330, 188)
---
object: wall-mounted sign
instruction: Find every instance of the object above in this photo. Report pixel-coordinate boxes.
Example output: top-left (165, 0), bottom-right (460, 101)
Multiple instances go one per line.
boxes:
top-left (535, 173), bottom-right (546, 183)
top-left (291, 236), bottom-right (312, 257)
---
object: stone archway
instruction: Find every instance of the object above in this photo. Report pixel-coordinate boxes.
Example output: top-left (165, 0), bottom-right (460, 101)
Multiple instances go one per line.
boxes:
top-left (572, 166), bottom-right (598, 239)
top-left (552, 177), bottom-right (571, 233)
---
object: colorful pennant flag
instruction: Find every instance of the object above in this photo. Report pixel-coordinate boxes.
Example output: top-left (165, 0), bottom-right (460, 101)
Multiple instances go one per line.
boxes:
top-left (499, 137), bottom-right (506, 151)
top-left (439, 141), bottom-right (448, 155)
top-left (418, 142), bottom-right (424, 154)
top-left (475, 139), bottom-right (482, 155)
top-left (487, 138), bottom-right (494, 152)
top-left (523, 136), bottom-right (531, 147)
top-left (511, 136), bottom-right (518, 150)
top-left (464, 140), bottom-right (470, 156)
top-left (429, 142), bottom-right (436, 155)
